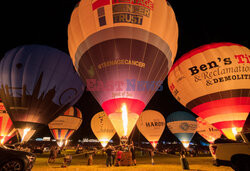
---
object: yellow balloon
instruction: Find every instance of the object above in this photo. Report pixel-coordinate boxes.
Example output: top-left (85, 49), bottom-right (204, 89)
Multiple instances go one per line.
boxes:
top-left (91, 111), bottom-right (116, 147)
top-left (137, 110), bottom-right (165, 148)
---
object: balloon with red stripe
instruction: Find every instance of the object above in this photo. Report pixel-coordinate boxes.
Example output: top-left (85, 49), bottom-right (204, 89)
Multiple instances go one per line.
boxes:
top-left (136, 110), bottom-right (165, 148)
top-left (0, 100), bottom-right (16, 144)
top-left (168, 42), bottom-right (250, 140)
top-left (48, 107), bottom-right (82, 146)
top-left (68, 0), bottom-right (178, 141)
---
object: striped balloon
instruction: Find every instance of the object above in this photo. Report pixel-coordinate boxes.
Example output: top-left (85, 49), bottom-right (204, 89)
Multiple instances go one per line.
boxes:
top-left (0, 101), bottom-right (16, 144)
top-left (167, 111), bottom-right (197, 148)
top-left (48, 107), bottom-right (82, 142)
top-left (168, 43), bottom-right (250, 140)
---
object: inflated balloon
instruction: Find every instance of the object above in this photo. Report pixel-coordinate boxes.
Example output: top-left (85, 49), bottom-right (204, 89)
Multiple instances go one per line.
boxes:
top-left (49, 107), bottom-right (82, 147)
top-left (0, 100), bottom-right (16, 144)
top-left (166, 111), bottom-right (197, 148)
top-left (196, 117), bottom-right (222, 143)
top-left (68, 0), bottom-right (178, 140)
top-left (168, 43), bottom-right (250, 140)
top-left (0, 45), bottom-right (84, 142)
top-left (91, 111), bottom-right (116, 147)
top-left (137, 110), bottom-right (165, 148)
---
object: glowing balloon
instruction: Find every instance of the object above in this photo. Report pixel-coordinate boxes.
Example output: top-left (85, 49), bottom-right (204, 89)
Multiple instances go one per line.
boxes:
top-left (0, 45), bottom-right (84, 142)
top-left (168, 42), bottom-right (250, 140)
top-left (0, 100), bottom-right (16, 144)
top-left (49, 107), bottom-right (82, 146)
top-left (136, 110), bottom-right (165, 148)
top-left (196, 117), bottom-right (222, 143)
top-left (68, 0), bottom-right (178, 140)
top-left (91, 111), bottom-right (116, 147)
top-left (166, 111), bottom-right (197, 148)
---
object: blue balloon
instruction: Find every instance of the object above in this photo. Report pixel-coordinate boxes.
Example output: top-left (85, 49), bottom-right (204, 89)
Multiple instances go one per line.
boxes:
top-left (167, 111), bottom-right (197, 148)
top-left (0, 45), bottom-right (84, 130)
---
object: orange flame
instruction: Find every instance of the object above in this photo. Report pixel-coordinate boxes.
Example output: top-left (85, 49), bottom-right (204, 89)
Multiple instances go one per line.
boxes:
top-left (121, 103), bottom-right (128, 136)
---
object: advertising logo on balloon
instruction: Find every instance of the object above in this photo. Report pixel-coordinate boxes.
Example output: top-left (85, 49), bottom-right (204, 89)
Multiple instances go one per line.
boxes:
top-left (92, 0), bottom-right (154, 26)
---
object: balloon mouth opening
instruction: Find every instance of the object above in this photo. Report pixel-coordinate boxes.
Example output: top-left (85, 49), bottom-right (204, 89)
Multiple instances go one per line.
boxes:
top-left (182, 142), bottom-right (189, 148)
top-left (21, 128), bottom-right (31, 142)
top-left (232, 127), bottom-right (238, 137)
top-left (102, 98), bottom-right (144, 139)
top-left (100, 138), bottom-right (109, 147)
top-left (0, 136), bottom-right (5, 144)
top-left (150, 141), bottom-right (158, 148)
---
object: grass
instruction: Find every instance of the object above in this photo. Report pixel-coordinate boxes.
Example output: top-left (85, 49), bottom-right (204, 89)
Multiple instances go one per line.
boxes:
top-left (32, 151), bottom-right (233, 171)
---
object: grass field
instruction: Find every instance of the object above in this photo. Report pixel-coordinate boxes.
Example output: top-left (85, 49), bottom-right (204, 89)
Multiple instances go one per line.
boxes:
top-left (32, 151), bottom-right (233, 171)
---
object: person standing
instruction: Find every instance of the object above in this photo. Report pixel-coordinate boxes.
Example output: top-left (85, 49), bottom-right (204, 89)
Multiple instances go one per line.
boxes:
top-left (105, 145), bottom-right (113, 167)
top-left (130, 144), bottom-right (136, 166)
top-left (111, 146), bottom-right (116, 166)
top-left (116, 147), bottom-right (123, 166)
top-left (149, 149), bottom-right (155, 165)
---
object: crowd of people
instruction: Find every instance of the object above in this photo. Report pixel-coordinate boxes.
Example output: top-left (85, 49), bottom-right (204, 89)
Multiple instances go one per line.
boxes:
top-left (4, 140), bottom-right (210, 168)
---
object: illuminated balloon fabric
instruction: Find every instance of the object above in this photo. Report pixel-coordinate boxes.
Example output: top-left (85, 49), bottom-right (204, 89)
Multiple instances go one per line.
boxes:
top-left (49, 107), bottom-right (82, 141)
top-left (166, 111), bottom-right (197, 148)
top-left (136, 110), bottom-right (165, 148)
top-left (0, 101), bottom-right (16, 144)
top-left (68, 0), bottom-right (178, 138)
top-left (0, 45), bottom-right (84, 141)
top-left (168, 43), bottom-right (250, 140)
top-left (91, 111), bottom-right (116, 147)
top-left (196, 117), bottom-right (222, 143)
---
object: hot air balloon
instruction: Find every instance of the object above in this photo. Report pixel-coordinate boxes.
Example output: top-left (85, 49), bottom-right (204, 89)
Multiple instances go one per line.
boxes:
top-left (196, 117), bottom-right (222, 143)
top-left (0, 100), bottom-right (16, 144)
top-left (91, 111), bottom-right (116, 147)
top-left (68, 0), bottom-right (178, 141)
top-left (49, 107), bottom-right (82, 147)
top-left (168, 42), bottom-right (250, 140)
top-left (136, 110), bottom-right (165, 148)
top-left (0, 45), bottom-right (84, 142)
top-left (166, 111), bottom-right (197, 148)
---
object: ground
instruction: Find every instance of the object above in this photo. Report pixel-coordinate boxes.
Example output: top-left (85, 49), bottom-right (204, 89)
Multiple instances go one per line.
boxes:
top-left (32, 151), bottom-right (233, 171)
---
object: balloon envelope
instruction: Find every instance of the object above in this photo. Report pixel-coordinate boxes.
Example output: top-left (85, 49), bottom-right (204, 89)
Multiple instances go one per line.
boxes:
top-left (136, 110), bottom-right (165, 148)
top-left (166, 111), bottom-right (197, 148)
top-left (168, 43), bottom-right (250, 140)
top-left (0, 100), bottom-right (16, 144)
top-left (91, 111), bottom-right (116, 147)
top-left (68, 0), bottom-right (178, 139)
top-left (0, 45), bottom-right (84, 142)
top-left (196, 117), bottom-right (222, 143)
top-left (49, 107), bottom-right (82, 145)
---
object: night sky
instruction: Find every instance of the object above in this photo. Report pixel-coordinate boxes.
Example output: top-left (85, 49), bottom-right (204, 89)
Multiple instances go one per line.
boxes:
top-left (1, 0), bottom-right (249, 144)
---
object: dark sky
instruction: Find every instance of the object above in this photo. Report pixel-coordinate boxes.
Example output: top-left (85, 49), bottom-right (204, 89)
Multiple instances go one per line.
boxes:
top-left (1, 0), bottom-right (249, 143)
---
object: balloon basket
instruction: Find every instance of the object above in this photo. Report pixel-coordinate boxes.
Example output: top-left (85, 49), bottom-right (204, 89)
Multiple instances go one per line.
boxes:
top-left (120, 151), bottom-right (132, 166)
top-left (120, 136), bottom-right (128, 145)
